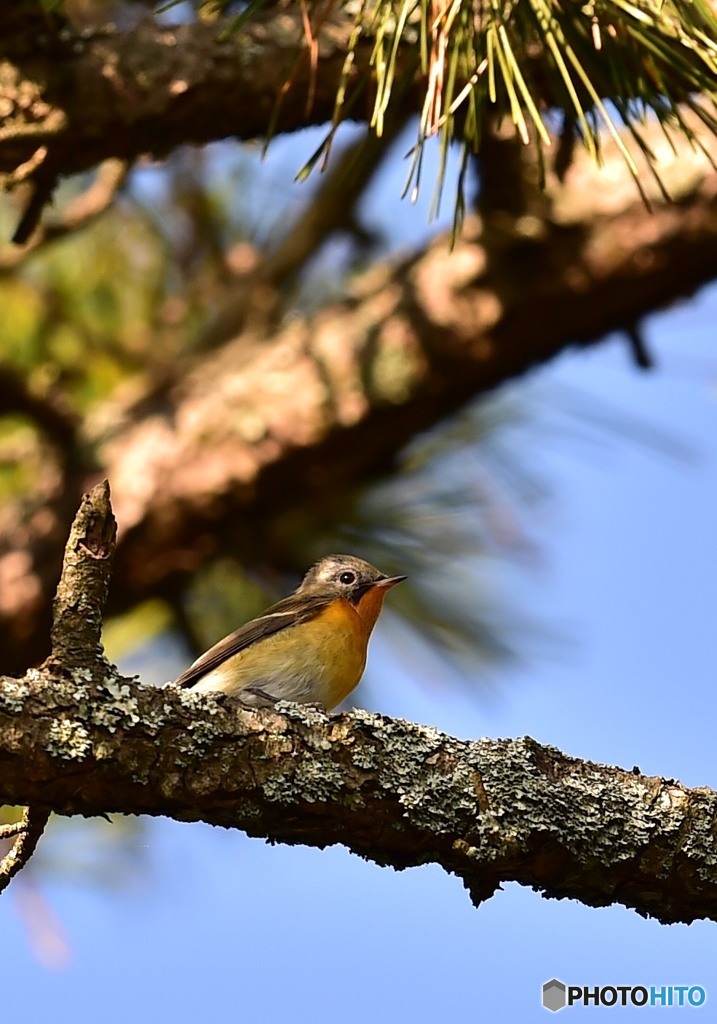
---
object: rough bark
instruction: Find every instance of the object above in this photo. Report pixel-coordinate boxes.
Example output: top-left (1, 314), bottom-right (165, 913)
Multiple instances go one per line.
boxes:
top-left (2, 666), bottom-right (717, 924)
top-left (47, 477), bottom-right (117, 675)
top-left (0, 6), bottom-right (414, 187)
top-left (1, 483), bottom-right (716, 922)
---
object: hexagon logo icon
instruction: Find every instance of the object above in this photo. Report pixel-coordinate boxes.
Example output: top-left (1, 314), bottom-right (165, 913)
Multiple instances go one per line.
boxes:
top-left (542, 979), bottom-right (567, 1012)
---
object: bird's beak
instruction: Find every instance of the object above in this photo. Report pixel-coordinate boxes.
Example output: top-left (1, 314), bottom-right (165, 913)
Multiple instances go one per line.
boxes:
top-left (374, 574), bottom-right (407, 590)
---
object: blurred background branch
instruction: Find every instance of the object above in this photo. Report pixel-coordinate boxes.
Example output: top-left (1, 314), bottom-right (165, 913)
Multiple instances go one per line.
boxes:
top-left (1, 111), bottom-right (716, 675)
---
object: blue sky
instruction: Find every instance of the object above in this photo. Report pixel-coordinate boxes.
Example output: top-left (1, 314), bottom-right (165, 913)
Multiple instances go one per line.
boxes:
top-left (2, 131), bottom-right (716, 1021)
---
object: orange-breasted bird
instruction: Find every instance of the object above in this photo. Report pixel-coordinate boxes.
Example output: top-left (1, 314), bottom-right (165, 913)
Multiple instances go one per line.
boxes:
top-left (173, 555), bottom-right (405, 710)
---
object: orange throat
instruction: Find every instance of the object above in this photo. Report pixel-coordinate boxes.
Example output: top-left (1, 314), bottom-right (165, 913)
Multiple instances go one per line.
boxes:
top-left (353, 586), bottom-right (389, 632)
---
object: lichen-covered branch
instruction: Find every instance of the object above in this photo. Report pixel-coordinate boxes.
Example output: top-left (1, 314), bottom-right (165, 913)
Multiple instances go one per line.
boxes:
top-left (0, 668), bottom-right (715, 923)
top-left (1, 484), bottom-right (715, 916)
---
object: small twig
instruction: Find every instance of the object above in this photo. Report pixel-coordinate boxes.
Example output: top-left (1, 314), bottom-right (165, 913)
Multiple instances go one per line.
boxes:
top-left (0, 806), bottom-right (50, 896)
top-left (49, 159), bottom-right (128, 233)
top-left (47, 479), bottom-right (117, 674)
top-left (554, 112), bottom-right (577, 182)
top-left (626, 323), bottom-right (655, 370)
top-left (2, 160), bottom-right (128, 269)
top-left (11, 170), bottom-right (58, 246)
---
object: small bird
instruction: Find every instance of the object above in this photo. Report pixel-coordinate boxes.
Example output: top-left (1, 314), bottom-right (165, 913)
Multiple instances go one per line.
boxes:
top-left (173, 554), bottom-right (405, 710)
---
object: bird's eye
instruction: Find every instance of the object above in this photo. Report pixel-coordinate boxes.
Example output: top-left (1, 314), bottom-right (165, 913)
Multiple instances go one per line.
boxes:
top-left (339, 571), bottom-right (357, 585)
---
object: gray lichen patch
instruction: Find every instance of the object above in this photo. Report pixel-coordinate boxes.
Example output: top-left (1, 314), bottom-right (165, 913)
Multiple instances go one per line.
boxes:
top-left (397, 760), bottom-right (482, 834)
top-left (175, 687), bottom-right (224, 714)
top-left (0, 675), bottom-right (32, 712)
top-left (87, 676), bottom-right (143, 732)
top-left (261, 746), bottom-right (345, 804)
top-left (349, 741), bottom-right (381, 771)
top-left (293, 755), bottom-right (346, 801)
top-left (46, 718), bottom-right (92, 760)
top-left (274, 701), bottom-right (329, 728)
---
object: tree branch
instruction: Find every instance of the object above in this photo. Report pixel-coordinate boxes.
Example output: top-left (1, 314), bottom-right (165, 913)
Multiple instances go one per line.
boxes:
top-left (0, 8), bottom-right (402, 187)
top-left (1, 482), bottom-right (715, 919)
top-left (0, 667), bottom-right (715, 923)
top-left (0, 3), bottom-right (713, 202)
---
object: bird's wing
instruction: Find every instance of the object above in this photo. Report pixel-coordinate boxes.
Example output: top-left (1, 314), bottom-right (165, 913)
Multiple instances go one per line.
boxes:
top-left (173, 592), bottom-right (333, 689)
